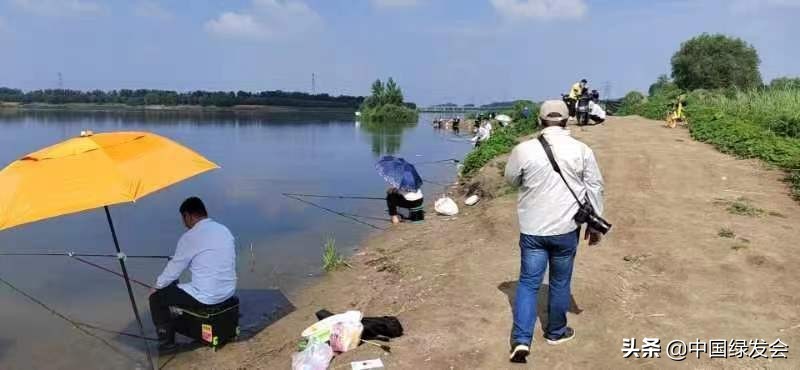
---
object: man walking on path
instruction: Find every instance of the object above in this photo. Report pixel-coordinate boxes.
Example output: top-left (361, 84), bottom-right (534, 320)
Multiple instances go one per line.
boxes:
top-left (503, 100), bottom-right (605, 363)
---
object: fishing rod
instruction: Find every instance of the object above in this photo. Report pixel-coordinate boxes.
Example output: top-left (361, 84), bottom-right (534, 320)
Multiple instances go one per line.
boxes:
top-left (0, 274), bottom-right (144, 366)
top-left (0, 251), bottom-right (171, 260)
top-left (282, 194), bottom-right (387, 231)
top-left (281, 192), bottom-right (385, 201)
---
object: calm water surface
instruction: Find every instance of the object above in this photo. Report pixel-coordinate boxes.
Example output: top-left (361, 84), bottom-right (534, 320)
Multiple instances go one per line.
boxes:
top-left (0, 110), bottom-right (471, 369)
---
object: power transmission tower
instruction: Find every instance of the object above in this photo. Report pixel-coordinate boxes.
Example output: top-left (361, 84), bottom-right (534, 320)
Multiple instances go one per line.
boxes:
top-left (602, 81), bottom-right (611, 110)
top-left (58, 72), bottom-right (63, 89)
top-left (311, 73), bottom-right (316, 94)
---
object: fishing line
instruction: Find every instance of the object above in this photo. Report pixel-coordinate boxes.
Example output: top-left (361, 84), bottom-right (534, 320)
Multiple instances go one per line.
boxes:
top-left (413, 158), bottom-right (461, 166)
top-left (281, 193), bottom-right (385, 201)
top-left (282, 194), bottom-right (386, 231)
top-left (0, 251), bottom-right (159, 289)
top-left (70, 256), bottom-right (155, 290)
top-left (338, 212), bottom-right (392, 223)
top-left (0, 274), bottom-right (144, 366)
top-left (422, 178), bottom-right (454, 187)
top-left (0, 251), bottom-right (171, 260)
top-left (76, 321), bottom-right (158, 342)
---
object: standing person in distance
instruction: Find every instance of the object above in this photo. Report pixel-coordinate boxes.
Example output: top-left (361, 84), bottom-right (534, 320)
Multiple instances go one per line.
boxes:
top-left (504, 100), bottom-right (605, 364)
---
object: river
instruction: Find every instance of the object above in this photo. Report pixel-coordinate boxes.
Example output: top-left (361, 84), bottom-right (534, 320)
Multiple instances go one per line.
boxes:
top-left (0, 110), bottom-right (472, 369)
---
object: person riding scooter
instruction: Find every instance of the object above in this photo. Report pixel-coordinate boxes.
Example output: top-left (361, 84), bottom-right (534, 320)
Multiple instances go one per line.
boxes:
top-left (575, 91), bottom-right (592, 125)
top-left (566, 79), bottom-right (587, 118)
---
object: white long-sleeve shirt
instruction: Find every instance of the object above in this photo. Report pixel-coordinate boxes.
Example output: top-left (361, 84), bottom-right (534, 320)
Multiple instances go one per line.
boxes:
top-left (589, 101), bottom-right (606, 119)
top-left (471, 124), bottom-right (492, 143)
top-left (156, 218), bottom-right (237, 305)
top-left (504, 126), bottom-right (605, 236)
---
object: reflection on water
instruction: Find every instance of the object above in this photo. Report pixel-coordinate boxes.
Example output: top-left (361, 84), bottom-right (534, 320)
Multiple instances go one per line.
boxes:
top-left (358, 120), bottom-right (417, 155)
top-left (0, 109), bottom-right (470, 369)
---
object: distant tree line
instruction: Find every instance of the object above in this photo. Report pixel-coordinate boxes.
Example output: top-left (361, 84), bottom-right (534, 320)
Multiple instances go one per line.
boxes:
top-left (0, 87), bottom-right (365, 108)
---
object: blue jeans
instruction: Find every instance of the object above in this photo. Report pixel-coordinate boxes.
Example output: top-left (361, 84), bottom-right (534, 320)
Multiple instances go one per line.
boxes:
top-left (511, 229), bottom-right (579, 346)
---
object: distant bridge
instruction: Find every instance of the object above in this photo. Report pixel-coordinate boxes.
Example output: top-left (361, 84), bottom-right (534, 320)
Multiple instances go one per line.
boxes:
top-left (418, 106), bottom-right (514, 113)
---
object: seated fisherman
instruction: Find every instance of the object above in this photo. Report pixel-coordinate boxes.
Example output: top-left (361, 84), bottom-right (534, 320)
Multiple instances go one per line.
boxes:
top-left (386, 187), bottom-right (424, 224)
top-left (149, 197), bottom-right (237, 353)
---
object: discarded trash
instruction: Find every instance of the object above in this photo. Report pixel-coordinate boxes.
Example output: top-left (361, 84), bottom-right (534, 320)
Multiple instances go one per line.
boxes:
top-left (292, 339), bottom-right (334, 370)
top-left (464, 194), bottom-right (480, 206)
top-left (361, 339), bottom-right (391, 353)
top-left (302, 311), bottom-right (363, 343)
top-left (330, 320), bottom-right (364, 353)
top-left (434, 196), bottom-right (459, 216)
top-left (351, 358), bottom-right (384, 370)
top-left (317, 309), bottom-right (404, 341)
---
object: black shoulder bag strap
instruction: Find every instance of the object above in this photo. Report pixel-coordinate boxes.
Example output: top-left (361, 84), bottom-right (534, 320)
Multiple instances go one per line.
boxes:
top-left (537, 134), bottom-right (584, 207)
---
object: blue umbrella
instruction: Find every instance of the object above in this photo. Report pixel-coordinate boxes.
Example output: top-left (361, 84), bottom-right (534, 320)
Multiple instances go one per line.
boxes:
top-left (375, 156), bottom-right (423, 192)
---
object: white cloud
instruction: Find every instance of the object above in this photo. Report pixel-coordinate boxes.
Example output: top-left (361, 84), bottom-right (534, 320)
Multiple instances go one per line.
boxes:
top-left (490, 0), bottom-right (587, 20)
top-left (205, 0), bottom-right (321, 40)
top-left (731, 0), bottom-right (800, 12)
top-left (372, 0), bottom-right (420, 7)
top-left (12, 0), bottom-right (104, 17)
top-left (135, 0), bottom-right (173, 21)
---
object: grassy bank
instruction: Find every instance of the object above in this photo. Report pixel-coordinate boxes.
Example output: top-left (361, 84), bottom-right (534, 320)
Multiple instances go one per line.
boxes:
top-left (687, 89), bottom-right (800, 198)
top-left (619, 87), bottom-right (800, 198)
top-left (461, 103), bottom-right (539, 176)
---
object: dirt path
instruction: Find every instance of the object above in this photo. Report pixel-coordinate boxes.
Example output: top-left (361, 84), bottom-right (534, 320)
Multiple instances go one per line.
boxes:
top-left (173, 116), bottom-right (800, 369)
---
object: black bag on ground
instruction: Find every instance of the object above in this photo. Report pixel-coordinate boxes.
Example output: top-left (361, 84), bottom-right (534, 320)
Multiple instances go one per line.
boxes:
top-left (315, 309), bottom-right (404, 341)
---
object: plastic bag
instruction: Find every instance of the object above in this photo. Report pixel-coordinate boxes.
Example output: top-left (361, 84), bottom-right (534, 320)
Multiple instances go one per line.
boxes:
top-left (464, 194), bottom-right (480, 206)
top-left (292, 339), bottom-right (334, 370)
top-left (434, 196), bottom-right (459, 216)
top-left (302, 310), bottom-right (363, 343)
top-left (330, 320), bottom-right (364, 353)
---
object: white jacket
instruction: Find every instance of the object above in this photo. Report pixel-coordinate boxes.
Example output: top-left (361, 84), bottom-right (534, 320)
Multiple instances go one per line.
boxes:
top-left (504, 127), bottom-right (605, 236)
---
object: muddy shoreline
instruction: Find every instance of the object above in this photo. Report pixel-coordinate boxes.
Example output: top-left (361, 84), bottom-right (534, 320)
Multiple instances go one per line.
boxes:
top-left (169, 116), bottom-right (800, 369)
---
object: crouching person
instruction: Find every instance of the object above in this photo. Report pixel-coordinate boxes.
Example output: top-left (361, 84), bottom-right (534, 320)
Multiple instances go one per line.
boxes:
top-left (386, 187), bottom-right (424, 224)
top-left (149, 197), bottom-right (237, 353)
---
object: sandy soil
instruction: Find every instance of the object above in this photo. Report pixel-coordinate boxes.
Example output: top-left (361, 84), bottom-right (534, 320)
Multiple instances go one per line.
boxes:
top-left (170, 116), bottom-right (800, 369)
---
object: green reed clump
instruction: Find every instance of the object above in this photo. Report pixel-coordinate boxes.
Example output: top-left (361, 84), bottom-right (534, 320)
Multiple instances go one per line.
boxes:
top-left (322, 237), bottom-right (348, 272)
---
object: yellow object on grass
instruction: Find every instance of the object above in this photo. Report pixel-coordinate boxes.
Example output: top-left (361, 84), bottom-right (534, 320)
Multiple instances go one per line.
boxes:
top-left (665, 96), bottom-right (687, 128)
top-left (0, 131), bottom-right (218, 230)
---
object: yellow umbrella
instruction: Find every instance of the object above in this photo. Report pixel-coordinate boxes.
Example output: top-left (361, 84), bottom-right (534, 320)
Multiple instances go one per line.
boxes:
top-left (0, 130), bottom-right (218, 369)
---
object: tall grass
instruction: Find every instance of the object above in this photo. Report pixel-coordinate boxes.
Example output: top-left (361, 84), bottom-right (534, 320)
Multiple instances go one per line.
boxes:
top-left (686, 89), bottom-right (800, 198)
top-left (691, 89), bottom-right (800, 138)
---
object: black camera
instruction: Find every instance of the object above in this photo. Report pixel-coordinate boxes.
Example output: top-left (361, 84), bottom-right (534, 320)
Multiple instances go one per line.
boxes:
top-left (573, 202), bottom-right (612, 235)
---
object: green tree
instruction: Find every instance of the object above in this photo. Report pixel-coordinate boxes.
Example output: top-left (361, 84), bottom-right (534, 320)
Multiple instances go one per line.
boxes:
top-left (370, 79), bottom-right (385, 106)
top-left (770, 77), bottom-right (800, 90)
top-left (384, 77), bottom-right (404, 105)
top-left (671, 34), bottom-right (762, 91)
top-left (648, 74), bottom-right (676, 96)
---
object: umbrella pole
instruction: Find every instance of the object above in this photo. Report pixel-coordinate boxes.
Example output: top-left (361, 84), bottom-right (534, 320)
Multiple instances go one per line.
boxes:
top-left (104, 206), bottom-right (157, 370)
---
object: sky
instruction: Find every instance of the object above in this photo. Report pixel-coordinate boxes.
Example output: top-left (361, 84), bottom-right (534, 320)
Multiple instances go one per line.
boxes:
top-left (0, 0), bottom-right (798, 105)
